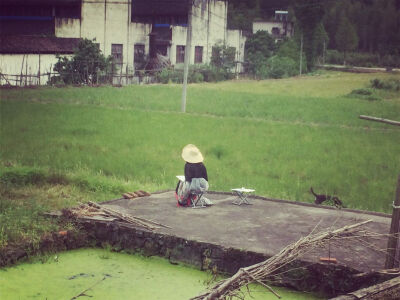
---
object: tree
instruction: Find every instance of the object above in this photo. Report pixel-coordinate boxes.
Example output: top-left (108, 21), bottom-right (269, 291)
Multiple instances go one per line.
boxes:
top-left (211, 43), bottom-right (236, 70)
top-left (314, 23), bottom-right (329, 64)
top-left (292, 0), bottom-right (325, 70)
top-left (276, 38), bottom-right (307, 71)
top-left (244, 30), bottom-right (276, 77)
top-left (53, 38), bottom-right (112, 85)
top-left (335, 15), bottom-right (359, 65)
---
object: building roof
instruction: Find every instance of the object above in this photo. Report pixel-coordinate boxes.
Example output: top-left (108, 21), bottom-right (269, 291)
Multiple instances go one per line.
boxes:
top-left (0, 35), bottom-right (81, 54)
top-left (132, 0), bottom-right (188, 16)
top-left (0, 0), bottom-right (80, 5)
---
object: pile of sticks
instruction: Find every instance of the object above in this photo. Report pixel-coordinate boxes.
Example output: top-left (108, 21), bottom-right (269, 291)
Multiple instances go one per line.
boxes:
top-left (69, 201), bottom-right (170, 231)
top-left (191, 220), bottom-right (372, 300)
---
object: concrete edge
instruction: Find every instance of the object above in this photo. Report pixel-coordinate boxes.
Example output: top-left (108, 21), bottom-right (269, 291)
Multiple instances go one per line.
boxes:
top-left (99, 190), bottom-right (391, 218)
top-left (208, 190), bottom-right (392, 218)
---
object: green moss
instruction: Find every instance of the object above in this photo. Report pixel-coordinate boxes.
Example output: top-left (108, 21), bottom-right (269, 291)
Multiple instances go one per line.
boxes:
top-left (0, 248), bottom-right (321, 300)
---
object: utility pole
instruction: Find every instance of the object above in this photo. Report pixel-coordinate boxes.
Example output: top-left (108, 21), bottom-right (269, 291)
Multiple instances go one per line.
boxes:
top-left (181, 0), bottom-right (193, 113)
top-left (385, 174), bottom-right (400, 269)
top-left (299, 32), bottom-right (303, 75)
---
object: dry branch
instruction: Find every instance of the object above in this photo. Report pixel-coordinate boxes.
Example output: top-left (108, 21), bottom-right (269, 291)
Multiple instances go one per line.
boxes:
top-left (87, 201), bottom-right (171, 230)
top-left (70, 276), bottom-right (106, 300)
top-left (69, 201), bottom-right (170, 231)
top-left (191, 220), bottom-right (372, 300)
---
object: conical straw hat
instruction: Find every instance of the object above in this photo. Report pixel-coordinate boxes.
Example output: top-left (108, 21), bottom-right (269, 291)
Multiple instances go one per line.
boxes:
top-left (181, 144), bottom-right (204, 163)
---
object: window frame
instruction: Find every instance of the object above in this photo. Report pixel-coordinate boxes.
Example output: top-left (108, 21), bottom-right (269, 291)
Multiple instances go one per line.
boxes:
top-left (176, 45), bottom-right (185, 63)
top-left (194, 46), bottom-right (203, 64)
top-left (111, 43), bottom-right (123, 66)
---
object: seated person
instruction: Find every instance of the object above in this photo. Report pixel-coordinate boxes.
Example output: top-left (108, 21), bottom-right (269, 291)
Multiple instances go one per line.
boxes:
top-left (176, 144), bottom-right (212, 206)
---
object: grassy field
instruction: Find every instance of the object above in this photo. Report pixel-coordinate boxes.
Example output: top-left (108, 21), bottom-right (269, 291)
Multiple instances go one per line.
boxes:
top-left (1, 70), bottom-right (399, 247)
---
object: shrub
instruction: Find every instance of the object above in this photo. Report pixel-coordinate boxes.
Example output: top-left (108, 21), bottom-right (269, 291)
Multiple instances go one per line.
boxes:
top-left (246, 52), bottom-right (269, 79)
top-left (326, 51), bottom-right (400, 68)
top-left (347, 53), bottom-right (379, 67)
top-left (385, 79), bottom-right (400, 91)
top-left (348, 88), bottom-right (381, 101)
top-left (52, 39), bottom-right (112, 85)
top-left (157, 68), bottom-right (182, 84)
top-left (157, 65), bottom-right (230, 84)
top-left (211, 44), bottom-right (236, 70)
top-left (382, 55), bottom-right (400, 68)
top-left (350, 88), bottom-right (372, 96)
top-left (326, 49), bottom-right (344, 65)
top-left (245, 31), bottom-right (276, 77)
top-left (365, 95), bottom-right (381, 101)
top-left (370, 78), bottom-right (400, 91)
top-left (189, 71), bottom-right (204, 83)
top-left (199, 65), bottom-right (229, 82)
top-left (266, 56), bottom-right (298, 79)
top-left (276, 39), bottom-right (307, 72)
top-left (370, 78), bottom-right (384, 89)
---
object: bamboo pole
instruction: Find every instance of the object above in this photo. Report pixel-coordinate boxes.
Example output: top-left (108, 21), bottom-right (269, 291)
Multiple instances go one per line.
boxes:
top-left (25, 55), bottom-right (28, 86)
top-left (20, 55), bottom-right (25, 86)
top-left (38, 53), bottom-right (41, 85)
top-left (181, 0), bottom-right (193, 113)
top-left (359, 115), bottom-right (400, 127)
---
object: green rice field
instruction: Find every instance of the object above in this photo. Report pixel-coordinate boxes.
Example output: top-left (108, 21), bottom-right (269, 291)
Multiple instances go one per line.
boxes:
top-left (0, 70), bottom-right (399, 246)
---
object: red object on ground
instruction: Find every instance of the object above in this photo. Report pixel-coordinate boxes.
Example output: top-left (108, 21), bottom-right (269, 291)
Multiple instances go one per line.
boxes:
top-left (58, 230), bottom-right (68, 236)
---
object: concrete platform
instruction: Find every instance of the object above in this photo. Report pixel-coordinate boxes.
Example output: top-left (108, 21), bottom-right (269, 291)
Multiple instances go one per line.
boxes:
top-left (102, 191), bottom-right (391, 273)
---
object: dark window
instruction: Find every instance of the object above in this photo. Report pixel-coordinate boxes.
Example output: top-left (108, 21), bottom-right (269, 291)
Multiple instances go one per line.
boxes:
top-left (112, 44), bottom-right (123, 65)
top-left (212, 46), bottom-right (219, 58)
top-left (272, 27), bottom-right (280, 36)
top-left (194, 46), bottom-right (203, 64)
top-left (176, 45), bottom-right (185, 63)
top-left (134, 44), bottom-right (145, 69)
top-left (134, 44), bottom-right (145, 62)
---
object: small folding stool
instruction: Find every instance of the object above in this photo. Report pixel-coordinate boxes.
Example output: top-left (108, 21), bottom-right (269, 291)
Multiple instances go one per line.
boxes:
top-left (190, 190), bottom-right (206, 208)
top-left (231, 187), bottom-right (255, 206)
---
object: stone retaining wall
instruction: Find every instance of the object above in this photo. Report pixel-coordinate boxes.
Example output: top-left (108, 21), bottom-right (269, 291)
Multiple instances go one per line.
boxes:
top-left (0, 218), bottom-right (395, 298)
top-left (80, 219), bottom-right (393, 298)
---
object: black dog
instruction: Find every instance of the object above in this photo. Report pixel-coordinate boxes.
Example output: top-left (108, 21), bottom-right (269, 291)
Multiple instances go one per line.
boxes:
top-left (310, 187), bottom-right (343, 208)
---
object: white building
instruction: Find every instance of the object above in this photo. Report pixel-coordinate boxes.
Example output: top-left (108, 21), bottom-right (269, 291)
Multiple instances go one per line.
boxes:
top-left (0, 0), bottom-right (245, 85)
top-left (252, 10), bottom-right (294, 42)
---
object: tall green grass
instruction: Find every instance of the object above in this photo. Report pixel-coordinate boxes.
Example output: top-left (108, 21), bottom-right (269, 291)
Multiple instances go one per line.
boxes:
top-left (2, 72), bottom-right (399, 125)
top-left (1, 71), bottom-right (399, 215)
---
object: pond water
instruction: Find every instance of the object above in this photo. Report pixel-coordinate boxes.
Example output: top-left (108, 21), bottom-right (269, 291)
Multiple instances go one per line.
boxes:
top-left (0, 248), bottom-right (322, 300)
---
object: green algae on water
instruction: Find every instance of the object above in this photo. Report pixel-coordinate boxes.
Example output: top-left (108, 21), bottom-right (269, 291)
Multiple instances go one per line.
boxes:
top-left (0, 248), bottom-right (322, 300)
